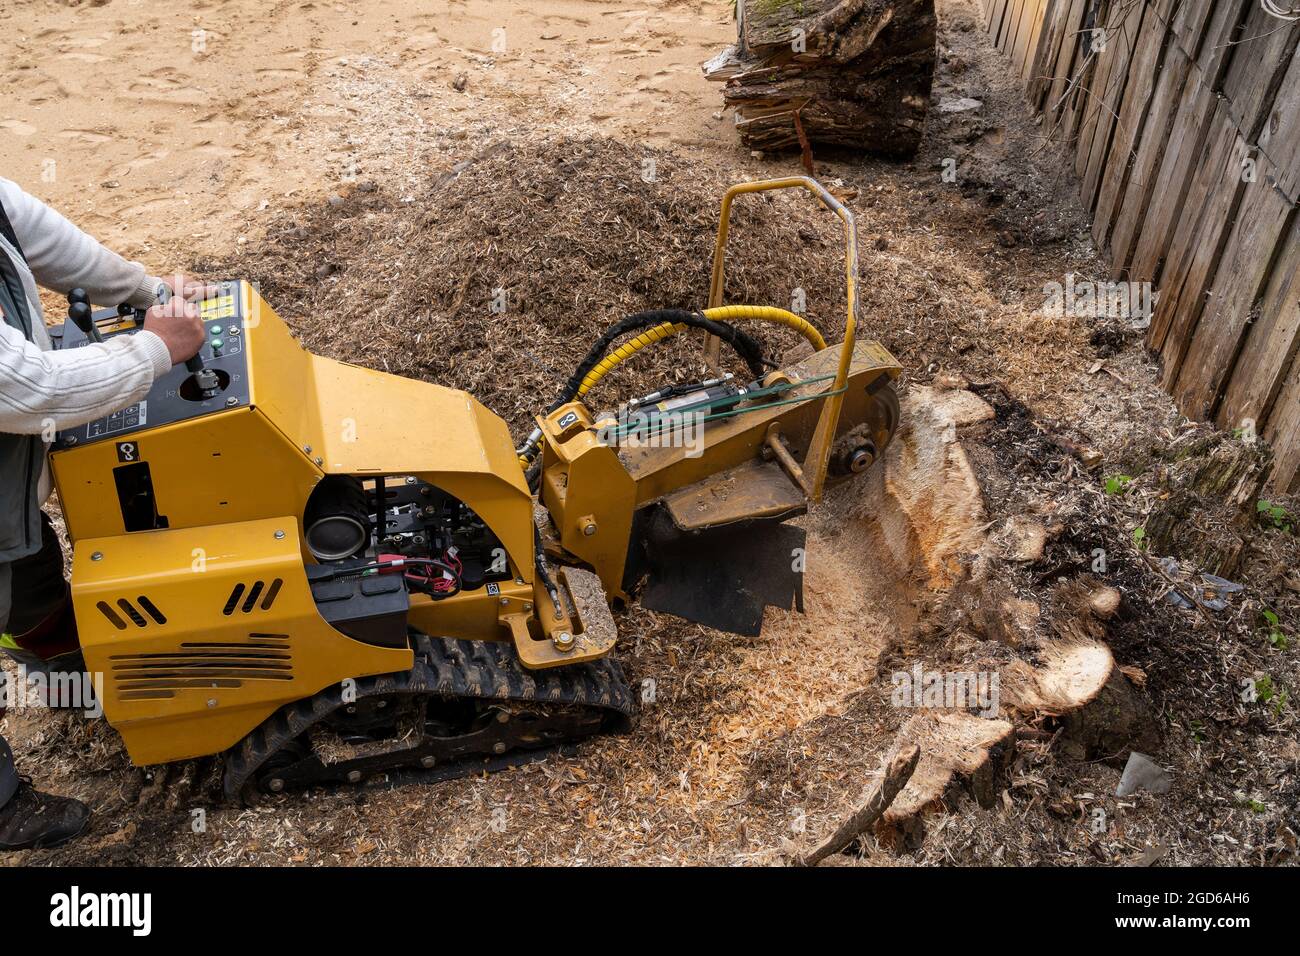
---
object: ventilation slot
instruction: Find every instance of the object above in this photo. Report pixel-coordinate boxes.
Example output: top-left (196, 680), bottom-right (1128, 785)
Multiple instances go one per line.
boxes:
top-left (223, 580), bottom-right (282, 614)
top-left (241, 581), bottom-right (265, 613)
top-left (110, 642), bottom-right (295, 694)
top-left (117, 599), bottom-right (147, 628)
top-left (223, 583), bottom-right (245, 616)
top-left (97, 601), bottom-right (128, 631)
top-left (137, 596), bottom-right (166, 625)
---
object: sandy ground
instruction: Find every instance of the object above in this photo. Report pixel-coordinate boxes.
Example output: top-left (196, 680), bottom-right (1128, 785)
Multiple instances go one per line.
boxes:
top-left (2, 0), bottom-right (1296, 867)
top-left (2, 0), bottom-right (733, 262)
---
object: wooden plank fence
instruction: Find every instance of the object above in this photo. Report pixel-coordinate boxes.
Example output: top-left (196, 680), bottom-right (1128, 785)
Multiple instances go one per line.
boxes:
top-left (978, 0), bottom-right (1300, 491)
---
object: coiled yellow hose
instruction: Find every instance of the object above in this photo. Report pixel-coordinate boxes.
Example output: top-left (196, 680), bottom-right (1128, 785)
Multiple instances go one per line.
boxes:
top-left (574, 306), bottom-right (826, 398)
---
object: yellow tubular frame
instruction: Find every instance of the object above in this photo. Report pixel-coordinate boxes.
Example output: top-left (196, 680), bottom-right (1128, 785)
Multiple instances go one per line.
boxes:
top-left (574, 305), bottom-right (826, 399)
top-left (703, 177), bottom-right (861, 501)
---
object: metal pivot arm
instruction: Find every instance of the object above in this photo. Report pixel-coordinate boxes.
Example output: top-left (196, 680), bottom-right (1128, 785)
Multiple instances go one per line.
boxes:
top-left (703, 177), bottom-right (861, 501)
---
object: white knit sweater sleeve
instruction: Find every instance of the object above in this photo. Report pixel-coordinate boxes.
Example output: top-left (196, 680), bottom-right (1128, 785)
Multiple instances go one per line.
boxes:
top-left (0, 178), bottom-right (173, 433)
top-left (0, 177), bottom-right (163, 308)
top-left (0, 322), bottom-right (172, 434)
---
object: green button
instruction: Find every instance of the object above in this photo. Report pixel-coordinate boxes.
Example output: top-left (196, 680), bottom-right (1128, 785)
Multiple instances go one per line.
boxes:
top-left (211, 338), bottom-right (223, 349)
top-left (210, 324), bottom-right (221, 333)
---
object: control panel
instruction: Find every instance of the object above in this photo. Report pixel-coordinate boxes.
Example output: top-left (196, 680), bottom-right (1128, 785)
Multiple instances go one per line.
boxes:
top-left (51, 282), bottom-right (251, 450)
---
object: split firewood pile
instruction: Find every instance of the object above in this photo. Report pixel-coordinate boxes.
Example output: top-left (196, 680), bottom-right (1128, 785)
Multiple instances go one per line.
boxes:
top-left (703, 0), bottom-right (937, 158)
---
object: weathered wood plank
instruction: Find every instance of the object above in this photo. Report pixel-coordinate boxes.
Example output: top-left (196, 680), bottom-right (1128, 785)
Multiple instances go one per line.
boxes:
top-left (1217, 204), bottom-right (1300, 434)
top-left (1221, 3), bottom-right (1300, 141)
top-left (1093, 11), bottom-right (1172, 248)
top-left (1009, 0), bottom-right (1036, 73)
top-left (1127, 68), bottom-right (1217, 286)
top-left (1195, 0), bottom-right (1249, 86)
top-left (1173, 164), bottom-right (1296, 420)
top-left (1020, 0), bottom-right (1051, 85)
top-left (1060, 0), bottom-right (1106, 143)
top-left (988, 0), bottom-right (1009, 38)
top-left (1080, 0), bottom-right (1147, 210)
top-left (997, 0), bottom-right (1019, 50)
top-left (1267, 364), bottom-right (1300, 493)
top-left (1073, 1), bottom-right (1123, 175)
top-left (1026, 0), bottom-right (1062, 105)
top-left (1258, 45), bottom-right (1300, 203)
top-left (1044, 0), bottom-right (1090, 117)
top-left (1152, 0), bottom-right (1181, 25)
top-left (1149, 105), bottom-right (1248, 373)
top-left (1109, 41), bottom-right (1192, 278)
top-left (1169, 0), bottom-right (1218, 59)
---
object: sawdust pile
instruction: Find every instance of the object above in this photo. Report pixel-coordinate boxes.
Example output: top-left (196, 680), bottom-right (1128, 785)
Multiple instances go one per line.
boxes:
top-left (209, 136), bottom-right (854, 435)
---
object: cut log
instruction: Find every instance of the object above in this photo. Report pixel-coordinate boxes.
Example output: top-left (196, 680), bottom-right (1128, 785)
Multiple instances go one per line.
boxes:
top-left (703, 0), bottom-right (937, 157)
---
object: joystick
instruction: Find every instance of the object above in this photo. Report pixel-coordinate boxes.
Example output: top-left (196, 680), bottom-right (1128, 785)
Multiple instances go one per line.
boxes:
top-left (153, 285), bottom-right (222, 401)
top-left (66, 288), bottom-right (102, 343)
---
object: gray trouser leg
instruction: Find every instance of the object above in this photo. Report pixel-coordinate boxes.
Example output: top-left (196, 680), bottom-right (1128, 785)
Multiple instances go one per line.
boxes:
top-left (0, 560), bottom-right (18, 809)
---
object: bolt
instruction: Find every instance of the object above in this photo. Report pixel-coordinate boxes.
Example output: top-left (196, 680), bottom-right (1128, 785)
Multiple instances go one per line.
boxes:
top-left (500, 597), bottom-right (509, 606)
top-left (849, 445), bottom-right (876, 474)
top-left (228, 325), bottom-right (241, 336)
top-left (64, 436), bottom-right (77, 446)
top-left (346, 770), bottom-right (363, 784)
top-left (314, 457), bottom-right (323, 466)
top-left (492, 742), bottom-right (507, 755)
top-left (523, 602), bottom-right (532, 612)
top-left (553, 631), bottom-right (575, 652)
top-left (225, 396), bottom-right (239, 407)
top-left (515, 577), bottom-right (525, 585)
top-left (405, 476), bottom-right (416, 485)
top-left (90, 551), bottom-right (103, 561)
top-left (303, 445), bottom-right (312, 454)
top-left (268, 778), bottom-right (285, 792)
top-left (420, 755), bottom-right (436, 768)
top-left (274, 529), bottom-right (285, 539)
top-left (207, 698), bottom-right (217, 708)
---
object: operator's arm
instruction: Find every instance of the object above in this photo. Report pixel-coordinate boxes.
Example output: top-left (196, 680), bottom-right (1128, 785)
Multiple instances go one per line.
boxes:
top-left (0, 320), bottom-right (171, 434)
top-left (0, 177), bottom-right (163, 308)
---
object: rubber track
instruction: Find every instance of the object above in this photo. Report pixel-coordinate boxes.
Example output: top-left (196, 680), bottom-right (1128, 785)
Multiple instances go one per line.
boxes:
top-left (222, 633), bottom-right (634, 802)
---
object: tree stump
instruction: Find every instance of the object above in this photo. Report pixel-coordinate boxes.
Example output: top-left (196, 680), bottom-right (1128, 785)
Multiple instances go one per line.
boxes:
top-left (703, 0), bottom-right (937, 158)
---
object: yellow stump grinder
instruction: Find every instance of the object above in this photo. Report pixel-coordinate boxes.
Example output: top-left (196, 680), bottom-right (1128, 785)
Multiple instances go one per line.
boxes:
top-left (48, 178), bottom-right (901, 801)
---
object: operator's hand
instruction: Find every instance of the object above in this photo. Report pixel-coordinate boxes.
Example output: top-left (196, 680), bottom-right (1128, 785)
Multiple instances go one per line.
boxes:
top-left (143, 296), bottom-right (205, 366)
top-left (160, 272), bottom-right (220, 303)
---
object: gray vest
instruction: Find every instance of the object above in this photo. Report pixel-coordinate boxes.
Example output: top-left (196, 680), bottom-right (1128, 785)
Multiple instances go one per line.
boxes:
top-left (0, 210), bottom-right (46, 563)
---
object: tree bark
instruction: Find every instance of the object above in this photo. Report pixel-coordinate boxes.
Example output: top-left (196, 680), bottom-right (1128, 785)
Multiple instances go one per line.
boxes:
top-left (793, 743), bottom-right (921, 866)
top-left (704, 0), bottom-right (937, 158)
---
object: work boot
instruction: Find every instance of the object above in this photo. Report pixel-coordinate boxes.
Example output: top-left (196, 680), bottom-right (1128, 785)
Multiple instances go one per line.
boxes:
top-left (0, 776), bottom-right (90, 850)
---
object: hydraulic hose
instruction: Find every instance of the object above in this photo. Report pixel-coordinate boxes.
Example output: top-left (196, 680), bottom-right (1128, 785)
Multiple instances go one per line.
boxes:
top-left (521, 305), bottom-right (828, 483)
top-left (573, 306), bottom-right (825, 400)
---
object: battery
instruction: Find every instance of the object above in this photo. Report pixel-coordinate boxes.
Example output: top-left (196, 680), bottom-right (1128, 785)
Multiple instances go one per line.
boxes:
top-left (307, 559), bottom-right (410, 648)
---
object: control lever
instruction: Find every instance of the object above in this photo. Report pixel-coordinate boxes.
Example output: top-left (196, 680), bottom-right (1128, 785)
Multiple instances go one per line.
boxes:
top-left (66, 288), bottom-right (102, 343)
top-left (155, 284), bottom-right (222, 401)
